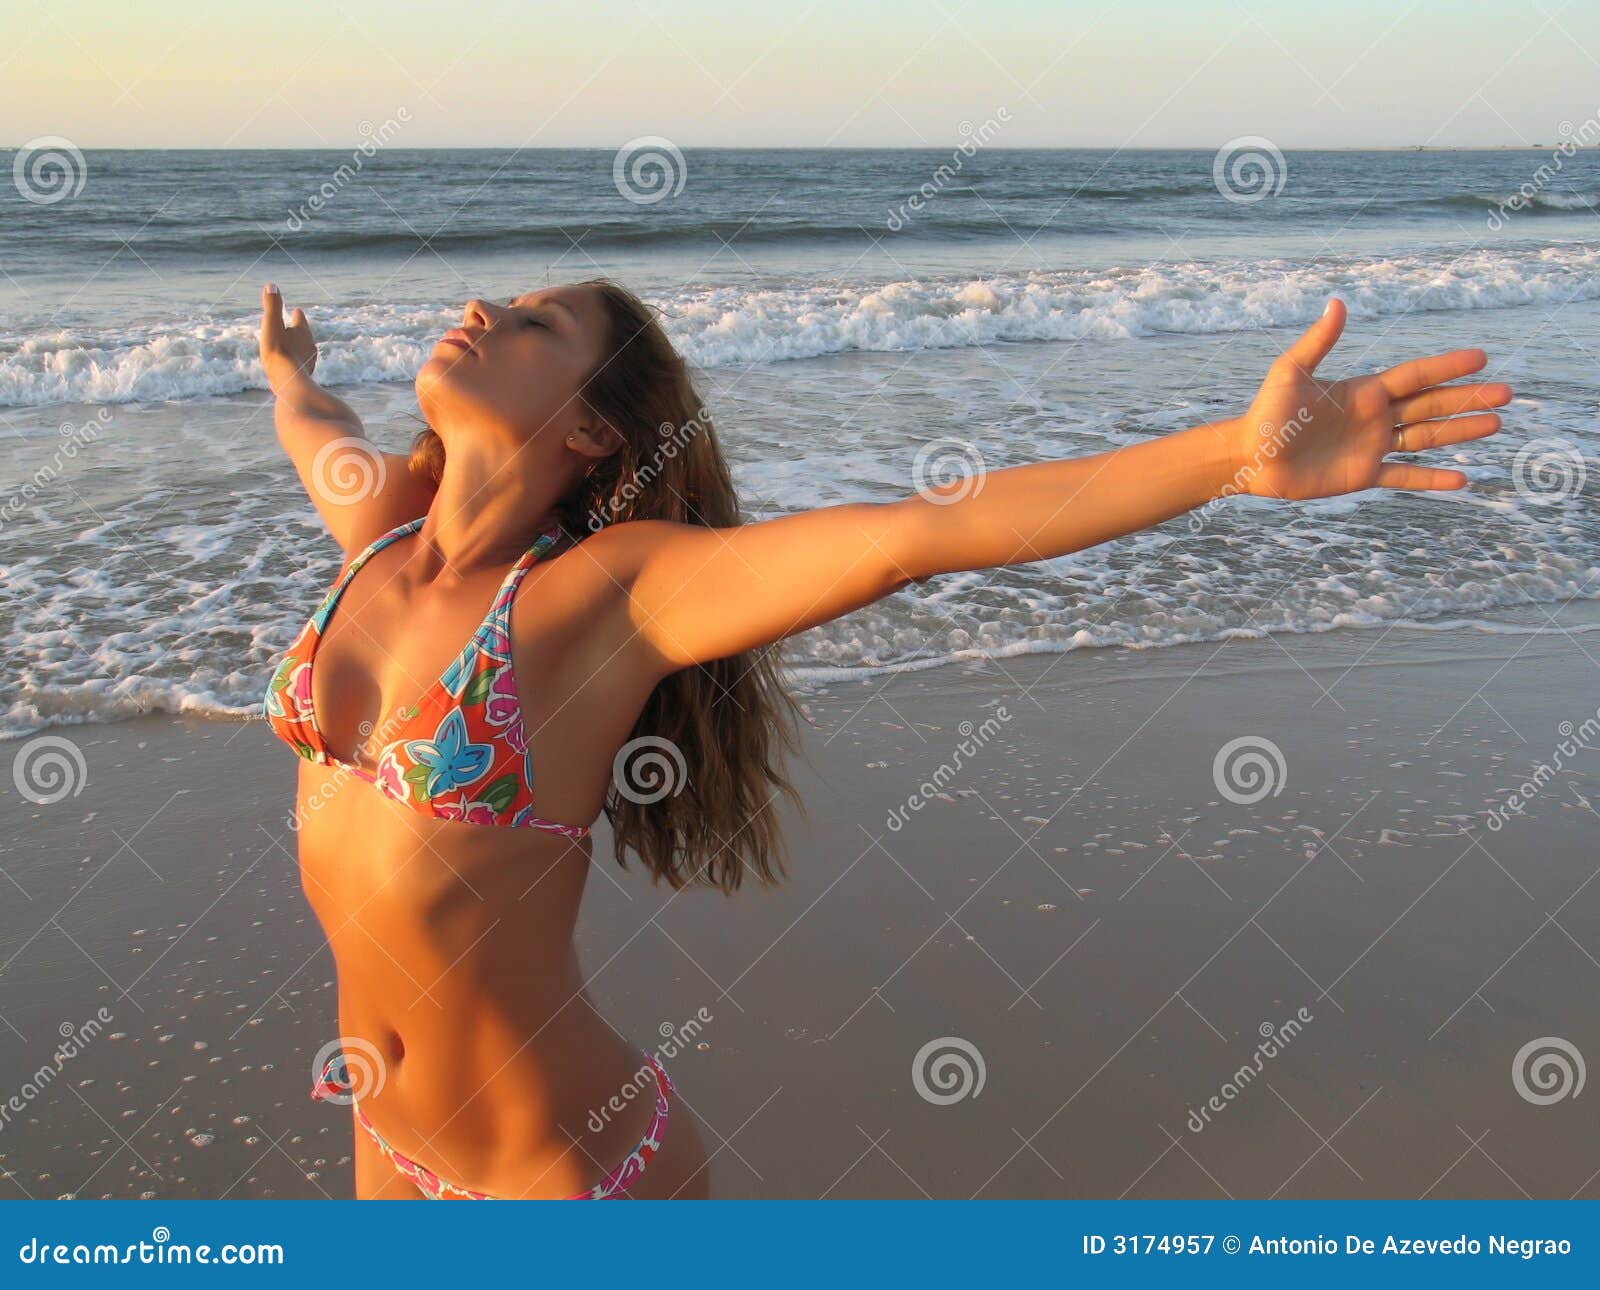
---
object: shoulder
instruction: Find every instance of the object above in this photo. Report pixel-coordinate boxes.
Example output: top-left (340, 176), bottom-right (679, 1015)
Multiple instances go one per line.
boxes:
top-left (552, 518), bottom-right (684, 585)
top-left (514, 520), bottom-right (682, 681)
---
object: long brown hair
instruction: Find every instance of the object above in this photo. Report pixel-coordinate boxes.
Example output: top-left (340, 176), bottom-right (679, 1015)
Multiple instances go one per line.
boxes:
top-left (409, 278), bottom-right (809, 892)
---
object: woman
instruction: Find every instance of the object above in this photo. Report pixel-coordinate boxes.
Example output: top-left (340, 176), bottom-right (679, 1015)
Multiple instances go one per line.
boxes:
top-left (258, 279), bottom-right (1508, 1199)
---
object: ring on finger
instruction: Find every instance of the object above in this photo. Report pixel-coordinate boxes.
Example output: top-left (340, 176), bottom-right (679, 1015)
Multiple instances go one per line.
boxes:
top-left (1393, 426), bottom-right (1408, 453)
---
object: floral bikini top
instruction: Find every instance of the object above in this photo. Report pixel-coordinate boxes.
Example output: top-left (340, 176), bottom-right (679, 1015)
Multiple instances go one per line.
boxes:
top-left (262, 517), bottom-right (590, 840)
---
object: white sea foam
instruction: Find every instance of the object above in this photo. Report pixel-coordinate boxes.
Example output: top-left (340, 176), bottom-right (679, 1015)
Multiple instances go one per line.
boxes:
top-left (3, 243), bottom-right (1597, 409)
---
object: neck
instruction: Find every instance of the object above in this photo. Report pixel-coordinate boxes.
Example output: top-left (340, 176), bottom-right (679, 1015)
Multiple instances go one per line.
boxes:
top-left (418, 443), bottom-right (565, 578)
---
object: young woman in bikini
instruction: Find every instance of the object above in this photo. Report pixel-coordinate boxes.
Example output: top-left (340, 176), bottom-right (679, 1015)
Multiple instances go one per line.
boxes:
top-left (258, 280), bottom-right (1509, 1199)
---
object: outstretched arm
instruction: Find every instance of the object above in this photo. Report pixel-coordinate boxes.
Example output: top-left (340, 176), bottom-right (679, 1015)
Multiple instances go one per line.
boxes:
top-left (885, 298), bottom-right (1508, 575)
top-left (604, 299), bottom-right (1510, 673)
top-left (258, 283), bottom-right (435, 553)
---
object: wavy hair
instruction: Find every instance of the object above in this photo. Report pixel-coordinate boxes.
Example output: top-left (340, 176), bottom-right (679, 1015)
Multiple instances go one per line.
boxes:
top-left (409, 279), bottom-right (809, 892)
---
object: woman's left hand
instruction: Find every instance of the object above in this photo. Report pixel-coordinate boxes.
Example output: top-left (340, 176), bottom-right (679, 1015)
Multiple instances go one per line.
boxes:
top-left (1230, 298), bottom-right (1511, 501)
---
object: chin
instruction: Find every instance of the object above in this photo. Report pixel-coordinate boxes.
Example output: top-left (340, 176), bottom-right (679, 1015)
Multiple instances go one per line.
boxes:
top-left (415, 355), bottom-right (468, 409)
top-left (414, 368), bottom-right (454, 428)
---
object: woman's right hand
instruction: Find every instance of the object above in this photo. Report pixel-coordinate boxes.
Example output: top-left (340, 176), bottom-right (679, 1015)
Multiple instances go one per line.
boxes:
top-left (259, 282), bottom-right (319, 393)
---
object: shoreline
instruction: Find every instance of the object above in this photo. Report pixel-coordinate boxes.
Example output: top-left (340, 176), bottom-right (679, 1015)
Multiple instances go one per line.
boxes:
top-left (10, 598), bottom-right (1600, 742)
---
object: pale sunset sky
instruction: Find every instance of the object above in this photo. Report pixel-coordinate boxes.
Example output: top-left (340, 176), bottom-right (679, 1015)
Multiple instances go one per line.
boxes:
top-left (2, 0), bottom-right (1597, 149)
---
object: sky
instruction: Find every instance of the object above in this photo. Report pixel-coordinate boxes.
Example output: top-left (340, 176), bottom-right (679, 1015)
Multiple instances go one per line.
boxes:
top-left (3, 0), bottom-right (1598, 149)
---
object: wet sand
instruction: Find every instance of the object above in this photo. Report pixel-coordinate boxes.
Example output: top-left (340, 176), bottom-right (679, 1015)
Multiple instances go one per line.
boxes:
top-left (1, 625), bottom-right (1596, 1199)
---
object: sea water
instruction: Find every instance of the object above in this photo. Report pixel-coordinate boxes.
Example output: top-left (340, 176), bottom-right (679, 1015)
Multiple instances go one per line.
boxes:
top-left (1, 147), bottom-right (1595, 735)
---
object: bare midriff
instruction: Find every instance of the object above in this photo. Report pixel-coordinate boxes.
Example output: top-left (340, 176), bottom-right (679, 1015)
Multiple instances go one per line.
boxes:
top-left (294, 759), bottom-right (659, 1200)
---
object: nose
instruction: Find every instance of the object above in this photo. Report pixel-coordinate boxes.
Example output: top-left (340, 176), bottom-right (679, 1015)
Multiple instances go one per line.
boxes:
top-left (463, 298), bottom-right (498, 330)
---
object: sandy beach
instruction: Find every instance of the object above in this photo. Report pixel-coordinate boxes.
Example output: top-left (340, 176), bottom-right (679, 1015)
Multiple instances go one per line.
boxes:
top-left (2, 621), bottom-right (1594, 1200)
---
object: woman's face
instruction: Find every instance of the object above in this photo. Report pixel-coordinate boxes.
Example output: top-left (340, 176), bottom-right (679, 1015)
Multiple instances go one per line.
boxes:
top-left (415, 285), bottom-right (609, 447)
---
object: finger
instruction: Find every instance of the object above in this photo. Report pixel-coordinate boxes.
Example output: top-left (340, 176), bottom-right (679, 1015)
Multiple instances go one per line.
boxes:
top-left (1282, 297), bottom-right (1346, 374)
top-left (289, 307), bottom-right (307, 329)
top-left (1376, 461), bottom-right (1468, 490)
top-left (1392, 382), bottom-right (1512, 424)
top-left (261, 283), bottom-right (283, 340)
top-left (1377, 348), bottom-right (1487, 399)
top-left (1392, 412), bottom-right (1501, 451)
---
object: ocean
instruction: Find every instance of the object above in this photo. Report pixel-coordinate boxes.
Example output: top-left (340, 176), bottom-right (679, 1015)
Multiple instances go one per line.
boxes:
top-left (1, 146), bottom-right (1597, 737)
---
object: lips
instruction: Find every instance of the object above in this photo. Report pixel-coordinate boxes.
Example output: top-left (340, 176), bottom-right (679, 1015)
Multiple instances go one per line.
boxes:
top-left (438, 329), bottom-right (476, 355)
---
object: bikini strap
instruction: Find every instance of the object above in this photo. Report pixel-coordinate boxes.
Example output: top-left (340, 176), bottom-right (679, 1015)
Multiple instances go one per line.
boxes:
top-left (484, 523), bottom-right (566, 631)
top-left (354, 516), bottom-right (426, 567)
top-left (314, 517), bottom-right (425, 623)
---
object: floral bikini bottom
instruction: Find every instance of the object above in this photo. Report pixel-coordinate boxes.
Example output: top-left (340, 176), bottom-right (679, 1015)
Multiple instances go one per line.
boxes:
top-left (311, 1049), bottom-right (675, 1200)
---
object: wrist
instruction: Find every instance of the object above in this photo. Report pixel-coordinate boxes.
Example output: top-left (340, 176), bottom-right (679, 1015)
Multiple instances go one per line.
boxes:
top-left (268, 365), bottom-right (319, 402)
top-left (1191, 418), bottom-right (1250, 502)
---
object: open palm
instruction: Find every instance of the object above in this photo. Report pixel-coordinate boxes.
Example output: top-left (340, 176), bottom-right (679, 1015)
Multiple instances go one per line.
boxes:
top-left (1236, 299), bottom-right (1510, 501)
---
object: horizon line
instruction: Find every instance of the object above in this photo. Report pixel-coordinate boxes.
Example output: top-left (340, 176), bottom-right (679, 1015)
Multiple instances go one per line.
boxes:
top-left (0, 142), bottom-right (1583, 153)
